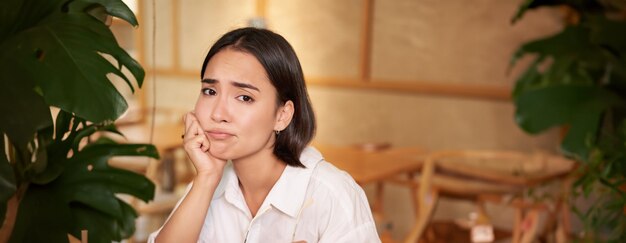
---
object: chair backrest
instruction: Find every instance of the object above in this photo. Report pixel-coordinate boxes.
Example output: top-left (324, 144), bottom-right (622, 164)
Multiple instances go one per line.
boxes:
top-left (403, 149), bottom-right (575, 243)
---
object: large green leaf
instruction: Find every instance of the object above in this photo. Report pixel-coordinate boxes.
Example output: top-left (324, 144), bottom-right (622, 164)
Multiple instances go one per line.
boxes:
top-left (510, 26), bottom-right (598, 67)
top-left (31, 115), bottom-right (125, 185)
top-left (1, 0), bottom-right (143, 147)
top-left (0, 0), bottom-right (64, 41)
top-left (11, 140), bottom-right (158, 242)
top-left (115, 198), bottom-right (138, 239)
top-left (69, 199), bottom-right (137, 243)
top-left (0, 2), bottom-right (69, 148)
top-left (31, 117), bottom-right (74, 185)
top-left (60, 142), bottom-right (156, 242)
top-left (515, 85), bottom-right (624, 159)
top-left (71, 122), bottom-right (122, 150)
top-left (514, 85), bottom-right (622, 133)
top-left (28, 119), bottom-right (62, 185)
top-left (0, 0), bottom-right (26, 39)
top-left (561, 110), bottom-right (603, 160)
top-left (66, 183), bottom-right (123, 219)
top-left (2, 0), bottom-right (153, 241)
top-left (10, 184), bottom-right (72, 243)
top-left (72, 0), bottom-right (139, 26)
top-left (0, 12), bottom-right (143, 123)
top-left (511, 0), bottom-right (626, 240)
top-left (61, 142), bottom-right (159, 202)
top-left (64, 0), bottom-right (145, 89)
top-left (0, 59), bottom-right (53, 149)
top-left (588, 15), bottom-right (626, 54)
top-left (514, 55), bottom-right (597, 95)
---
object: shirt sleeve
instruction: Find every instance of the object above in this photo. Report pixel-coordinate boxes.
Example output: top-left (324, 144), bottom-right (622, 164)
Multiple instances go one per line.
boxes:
top-left (145, 183), bottom-right (194, 243)
top-left (316, 169), bottom-right (381, 243)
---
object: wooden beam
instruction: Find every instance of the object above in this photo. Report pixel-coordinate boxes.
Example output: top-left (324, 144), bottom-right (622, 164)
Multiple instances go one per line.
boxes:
top-left (136, 0), bottom-right (145, 66)
top-left (256, 0), bottom-right (267, 18)
top-left (171, 0), bottom-right (180, 69)
top-left (307, 77), bottom-right (511, 101)
top-left (360, 0), bottom-right (374, 81)
top-left (146, 68), bottom-right (511, 100)
top-left (135, 0), bottom-right (147, 117)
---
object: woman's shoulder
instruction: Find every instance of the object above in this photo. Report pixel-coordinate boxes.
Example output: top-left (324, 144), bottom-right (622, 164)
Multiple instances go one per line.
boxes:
top-left (299, 146), bottom-right (364, 197)
top-left (304, 153), bottom-right (372, 220)
top-left (309, 159), bottom-right (362, 196)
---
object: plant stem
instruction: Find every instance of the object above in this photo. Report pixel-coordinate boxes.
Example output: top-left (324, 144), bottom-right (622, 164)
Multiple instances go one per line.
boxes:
top-left (0, 193), bottom-right (20, 243)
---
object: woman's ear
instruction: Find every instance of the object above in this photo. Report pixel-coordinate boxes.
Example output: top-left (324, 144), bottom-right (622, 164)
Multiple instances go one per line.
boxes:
top-left (275, 100), bottom-right (294, 131)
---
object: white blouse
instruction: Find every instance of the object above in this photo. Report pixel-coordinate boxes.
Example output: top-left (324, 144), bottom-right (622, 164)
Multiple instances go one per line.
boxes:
top-left (148, 147), bottom-right (381, 243)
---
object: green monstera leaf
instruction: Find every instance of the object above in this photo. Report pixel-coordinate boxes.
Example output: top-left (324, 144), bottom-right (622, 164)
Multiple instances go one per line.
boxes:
top-left (0, 0), bottom-right (144, 148)
top-left (10, 136), bottom-right (159, 243)
top-left (514, 85), bottom-right (624, 159)
top-left (511, 1), bottom-right (626, 240)
top-left (1, 0), bottom-right (157, 242)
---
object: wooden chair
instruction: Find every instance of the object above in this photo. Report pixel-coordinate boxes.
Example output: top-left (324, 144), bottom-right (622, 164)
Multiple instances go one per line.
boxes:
top-left (398, 150), bottom-right (575, 243)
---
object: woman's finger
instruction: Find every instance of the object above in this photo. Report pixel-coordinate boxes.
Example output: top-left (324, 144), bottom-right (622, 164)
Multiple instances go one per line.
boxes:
top-left (184, 131), bottom-right (207, 152)
top-left (188, 119), bottom-right (200, 134)
top-left (184, 112), bottom-right (194, 135)
top-left (184, 113), bottom-right (204, 139)
top-left (199, 133), bottom-right (210, 152)
top-left (191, 133), bottom-right (208, 150)
top-left (194, 119), bottom-right (204, 139)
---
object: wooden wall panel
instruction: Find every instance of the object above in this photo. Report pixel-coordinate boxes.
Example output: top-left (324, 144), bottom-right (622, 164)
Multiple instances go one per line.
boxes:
top-left (179, 0), bottom-right (256, 72)
top-left (267, 0), bottom-right (363, 79)
top-left (371, 0), bottom-right (563, 85)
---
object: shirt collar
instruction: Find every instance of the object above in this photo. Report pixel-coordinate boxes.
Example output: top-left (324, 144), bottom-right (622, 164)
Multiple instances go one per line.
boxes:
top-left (267, 147), bottom-right (323, 217)
top-left (213, 147), bottom-right (324, 218)
top-left (212, 161), bottom-right (238, 201)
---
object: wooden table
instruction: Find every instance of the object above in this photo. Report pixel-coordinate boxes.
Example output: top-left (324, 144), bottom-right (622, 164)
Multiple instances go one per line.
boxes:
top-left (315, 144), bottom-right (427, 185)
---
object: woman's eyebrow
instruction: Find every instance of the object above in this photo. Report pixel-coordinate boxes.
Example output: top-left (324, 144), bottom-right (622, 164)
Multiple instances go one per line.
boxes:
top-left (202, 78), bottom-right (260, 92)
top-left (202, 78), bottom-right (217, 84)
top-left (231, 81), bottom-right (260, 92)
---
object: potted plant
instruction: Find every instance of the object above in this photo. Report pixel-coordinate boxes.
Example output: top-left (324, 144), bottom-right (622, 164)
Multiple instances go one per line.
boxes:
top-left (0, 0), bottom-right (158, 242)
top-left (510, 0), bottom-right (626, 241)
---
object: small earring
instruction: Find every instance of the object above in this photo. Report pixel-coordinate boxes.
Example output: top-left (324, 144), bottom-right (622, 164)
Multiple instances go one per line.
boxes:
top-left (275, 130), bottom-right (280, 135)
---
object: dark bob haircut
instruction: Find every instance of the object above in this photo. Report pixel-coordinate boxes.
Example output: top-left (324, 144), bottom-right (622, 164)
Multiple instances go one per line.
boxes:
top-left (200, 27), bottom-right (316, 168)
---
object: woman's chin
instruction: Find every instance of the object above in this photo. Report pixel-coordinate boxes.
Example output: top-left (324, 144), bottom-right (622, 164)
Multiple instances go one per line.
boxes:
top-left (208, 147), bottom-right (232, 161)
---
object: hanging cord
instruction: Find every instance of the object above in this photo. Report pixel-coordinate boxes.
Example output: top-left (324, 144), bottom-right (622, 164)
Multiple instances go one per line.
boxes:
top-left (130, 2), bottom-right (158, 240)
top-left (142, 0), bottom-right (158, 184)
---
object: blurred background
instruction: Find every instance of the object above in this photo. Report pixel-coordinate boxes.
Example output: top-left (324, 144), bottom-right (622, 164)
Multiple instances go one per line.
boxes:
top-left (109, 0), bottom-right (570, 241)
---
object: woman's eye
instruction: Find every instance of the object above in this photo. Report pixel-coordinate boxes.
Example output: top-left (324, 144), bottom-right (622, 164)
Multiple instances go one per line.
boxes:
top-left (202, 88), bottom-right (216, 96)
top-left (237, 95), bottom-right (254, 103)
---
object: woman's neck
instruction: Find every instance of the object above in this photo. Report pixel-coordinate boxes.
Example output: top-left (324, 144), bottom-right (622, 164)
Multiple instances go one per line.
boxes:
top-left (232, 148), bottom-right (286, 217)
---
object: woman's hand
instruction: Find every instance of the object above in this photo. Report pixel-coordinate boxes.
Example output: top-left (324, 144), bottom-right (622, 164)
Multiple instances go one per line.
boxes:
top-left (154, 112), bottom-right (227, 243)
top-left (183, 112), bottom-right (227, 182)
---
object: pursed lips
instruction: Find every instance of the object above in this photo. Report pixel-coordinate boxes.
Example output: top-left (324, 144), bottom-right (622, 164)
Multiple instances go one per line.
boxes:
top-left (205, 130), bottom-right (234, 140)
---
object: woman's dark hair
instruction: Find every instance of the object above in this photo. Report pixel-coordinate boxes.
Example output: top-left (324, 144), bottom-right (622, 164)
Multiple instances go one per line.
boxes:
top-left (201, 27), bottom-right (316, 168)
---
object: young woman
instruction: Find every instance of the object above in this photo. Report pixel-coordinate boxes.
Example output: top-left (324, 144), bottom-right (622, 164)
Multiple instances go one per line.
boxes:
top-left (149, 27), bottom-right (380, 243)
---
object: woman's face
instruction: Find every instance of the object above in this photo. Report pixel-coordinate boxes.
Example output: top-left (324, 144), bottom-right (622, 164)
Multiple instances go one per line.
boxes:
top-left (195, 48), bottom-right (293, 160)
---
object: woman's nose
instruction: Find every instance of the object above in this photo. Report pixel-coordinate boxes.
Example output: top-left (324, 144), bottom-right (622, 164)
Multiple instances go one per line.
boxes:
top-left (210, 96), bottom-right (230, 123)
